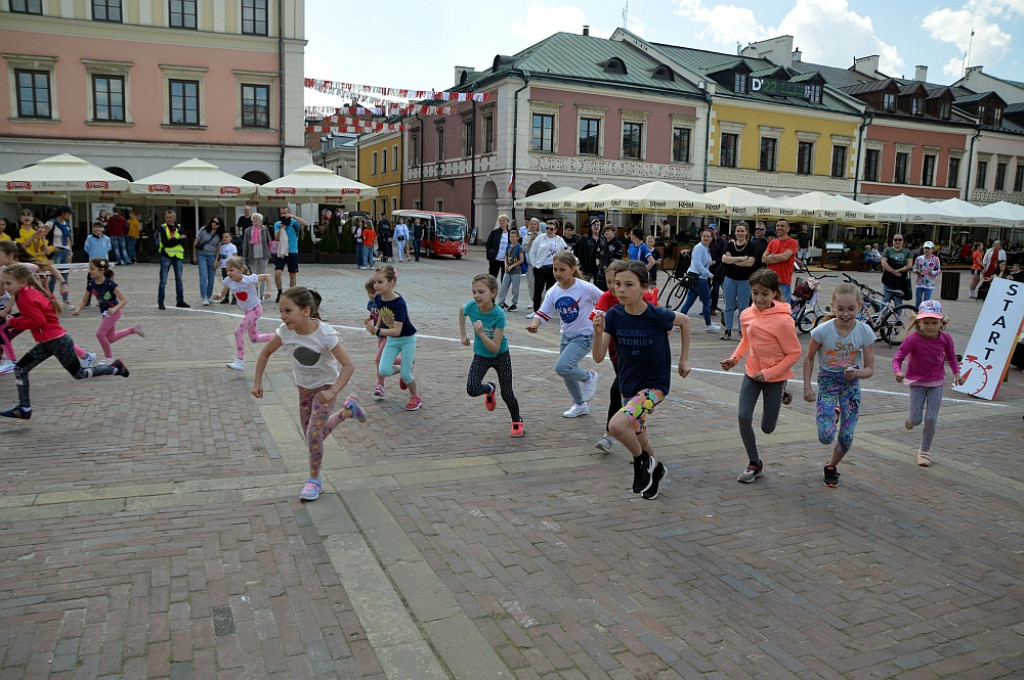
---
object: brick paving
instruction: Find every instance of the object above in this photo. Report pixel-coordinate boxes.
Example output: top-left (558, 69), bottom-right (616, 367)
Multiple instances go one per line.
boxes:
top-left (1, 250), bottom-right (1022, 679)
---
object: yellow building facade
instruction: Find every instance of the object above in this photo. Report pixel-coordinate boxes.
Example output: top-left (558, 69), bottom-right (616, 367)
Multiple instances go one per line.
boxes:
top-left (356, 131), bottom-right (403, 219)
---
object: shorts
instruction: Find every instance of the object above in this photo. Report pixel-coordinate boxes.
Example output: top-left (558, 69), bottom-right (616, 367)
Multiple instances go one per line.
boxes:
top-left (620, 388), bottom-right (665, 433)
top-left (274, 253), bottom-right (299, 273)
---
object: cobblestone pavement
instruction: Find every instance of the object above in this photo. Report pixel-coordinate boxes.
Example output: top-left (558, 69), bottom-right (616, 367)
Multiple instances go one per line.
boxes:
top-left (1, 249), bottom-right (1022, 679)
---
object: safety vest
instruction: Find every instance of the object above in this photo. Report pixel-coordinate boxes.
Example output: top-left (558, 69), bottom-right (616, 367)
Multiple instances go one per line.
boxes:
top-left (161, 223), bottom-right (184, 259)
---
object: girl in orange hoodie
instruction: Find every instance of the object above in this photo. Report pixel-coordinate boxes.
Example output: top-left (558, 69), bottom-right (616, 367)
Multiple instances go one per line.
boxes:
top-left (720, 269), bottom-right (802, 483)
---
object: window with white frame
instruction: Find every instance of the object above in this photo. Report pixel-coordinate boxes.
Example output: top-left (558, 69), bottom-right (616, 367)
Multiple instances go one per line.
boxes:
top-left (947, 156), bottom-right (961, 188)
top-left (1014, 163), bottom-right (1024, 193)
top-left (436, 123), bottom-right (445, 161)
top-left (241, 84), bottom-right (269, 127)
top-left (161, 64), bottom-right (206, 127)
top-left (759, 137), bottom-right (778, 171)
top-left (392, 145), bottom-right (399, 172)
top-left (483, 113), bottom-right (494, 153)
top-left (532, 113), bottom-right (554, 152)
top-left (371, 152), bottom-right (378, 175)
top-left (995, 162), bottom-right (1007, 191)
top-left (15, 69), bottom-right (51, 119)
top-left (410, 129), bottom-right (420, 166)
top-left (672, 127), bottom-right (691, 163)
top-left (720, 133), bottom-right (738, 168)
top-left (797, 141), bottom-right (815, 175)
top-left (831, 145), bottom-right (848, 178)
top-left (462, 117), bottom-right (474, 157)
top-left (620, 110), bottom-right (648, 160)
top-left (83, 59), bottom-right (131, 124)
top-left (921, 153), bottom-right (936, 186)
top-left (169, 0), bottom-right (197, 28)
top-left (975, 159), bottom-right (988, 189)
top-left (863, 148), bottom-right (880, 182)
top-left (382, 146), bottom-right (388, 173)
top-left (579, 117), bottom-right (600, 155)
top-left (893, 151), bottom-right (908, 183)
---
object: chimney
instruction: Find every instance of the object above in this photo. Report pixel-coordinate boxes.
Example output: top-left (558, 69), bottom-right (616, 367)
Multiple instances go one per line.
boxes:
top-left (793, 48), bottom-right (802, 62)
top-left (852, 54), bottom-right (880, 76)
top-left (915, 65), bottom-right (928, 81)
top-left (454, 66), bottom-right (476, 87)
top-left (583, 25), bottom-right (590, 36)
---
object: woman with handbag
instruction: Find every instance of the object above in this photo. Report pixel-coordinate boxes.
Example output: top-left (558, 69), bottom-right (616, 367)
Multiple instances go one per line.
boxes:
top-left (242, 212), bottom-right (272, 299)
top-left (719, 222), bottom-right (762, 341)
top-left (679, 228), bottom-right (722, 333)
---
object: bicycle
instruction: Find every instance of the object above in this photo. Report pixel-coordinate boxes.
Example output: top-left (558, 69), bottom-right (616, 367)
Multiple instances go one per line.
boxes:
top-left (657, 251), bottom-right (694, 311)
top-left (790, 267), bottom-right (835, 333)
top-left (840, 272), bottom-right (917, 346)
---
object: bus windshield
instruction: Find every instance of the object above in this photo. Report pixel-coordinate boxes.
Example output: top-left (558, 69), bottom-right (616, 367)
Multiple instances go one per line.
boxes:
top-left (436, 216), bottom-right (467, 239)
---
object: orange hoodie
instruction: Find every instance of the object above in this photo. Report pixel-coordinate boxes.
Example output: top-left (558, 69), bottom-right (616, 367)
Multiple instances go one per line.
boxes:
top-left (728, 301), bottom-right (802, 382)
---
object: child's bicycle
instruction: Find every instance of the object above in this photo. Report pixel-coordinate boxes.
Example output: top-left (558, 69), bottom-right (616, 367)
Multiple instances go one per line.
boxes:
top-left (841, 272), bottom-right (917, 346)
top-left (790, 266), bottom-right (835, 333)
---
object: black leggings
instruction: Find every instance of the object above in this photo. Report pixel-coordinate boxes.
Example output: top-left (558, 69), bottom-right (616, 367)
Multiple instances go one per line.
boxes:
top-left (466, 351), bottom-right (521, 422)
top-left (532, 266), bottom-right (556, 311)
top-left (606, 364), bottom-right (621, 431)
top-left (14, 334), bottom-right (117, 408)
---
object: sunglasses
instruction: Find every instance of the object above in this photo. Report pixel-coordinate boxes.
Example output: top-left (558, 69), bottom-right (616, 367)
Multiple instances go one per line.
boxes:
top-left (546, 227), bottom-right (556, 231)
top-left (894, 238), bottom-right (903, 241)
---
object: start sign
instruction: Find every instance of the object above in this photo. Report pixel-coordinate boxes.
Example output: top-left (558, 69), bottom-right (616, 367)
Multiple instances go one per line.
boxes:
top-left (953, 277), bottom-right (1024, 400)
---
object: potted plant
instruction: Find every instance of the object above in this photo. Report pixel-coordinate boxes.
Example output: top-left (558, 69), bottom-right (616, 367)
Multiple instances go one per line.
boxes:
top-left (297, 223), bottom-right (316, 264)
top-left (319, 213), bottom-right (356, 264)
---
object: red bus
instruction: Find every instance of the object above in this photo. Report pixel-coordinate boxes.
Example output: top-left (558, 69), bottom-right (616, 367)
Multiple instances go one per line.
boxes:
top-left (392, 209), bottom-right (468, 259)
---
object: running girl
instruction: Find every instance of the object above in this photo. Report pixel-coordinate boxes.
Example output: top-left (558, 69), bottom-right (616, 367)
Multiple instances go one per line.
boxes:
top-left (892, 300), bottom-right (963, 467)
top-left (592, 260), bottom-right (691, 500)
top-left (364, 264), bottom-right (423, 411)
top-left (526, 251), bottom-right (602, 418)
top-left (0, 264), bottom-right (126, 420)
top-left (802, 282), bottom-right (876, 488)
top-left (71, 258), bottom-right (144, 362)
top-left (251, 286), bottom-right (365, 501)
top-left (721, 269), bottom-right (802, 484)
top-left (365, 277), bottom-right (403, 400)
top-left (214, 256), bottom-right (274, 371)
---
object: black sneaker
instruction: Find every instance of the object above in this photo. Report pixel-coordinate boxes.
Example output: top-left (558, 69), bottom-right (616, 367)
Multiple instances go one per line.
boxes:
top-left (507, 305), bottom-right (517, 312)
top-left (823, 465), bottom-right (840, 488)
top-left (499, 302), bottom-right (508, 310)
top-left (110, 359), bottom-right (130, 378)
top-left (158, 303), bottom-right (166, 310)
top-left (642, 462), bottom-right (665, 500)
top-left (632, 453), bottom-right (654, 494)
top-left (276, 289), bottom-right (282, 303)
top-left (0, 406), bottom-right (31, 420)
top-left (175, 301), bottom-right (190, 308)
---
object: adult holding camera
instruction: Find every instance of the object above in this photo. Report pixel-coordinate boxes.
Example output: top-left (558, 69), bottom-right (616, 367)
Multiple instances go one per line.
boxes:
top-left (273, 206), bottom-right (306, 302)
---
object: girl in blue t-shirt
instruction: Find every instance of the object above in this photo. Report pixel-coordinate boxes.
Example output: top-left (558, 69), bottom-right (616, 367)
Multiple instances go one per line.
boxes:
top-left (592, 261), bottom-right (692, 500)
top-left (71, 258), bottom-right (144, 362)
top-left (364, 264), bottom-right (423, 411)
top-left (460, 273), bottom-right (522, 438)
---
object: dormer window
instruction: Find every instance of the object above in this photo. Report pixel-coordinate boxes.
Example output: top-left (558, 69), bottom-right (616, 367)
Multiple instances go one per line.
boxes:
top-left (993, 107), bottom-right (1003, 126)
top-left (806, 84), bottom-right (822, 104)
top-left (938, 100), bottom-right (951, 119)
top-left (653, 64), bottom-right (674, 81)
top-left (977, 104), bottom-right (986, 121)
top-left (734, 72), bottom-right (747, 93)
top-left (912, 97), bottom-right (924, 115)
top-left (601, 57), bottom-right (627, 75)
top-left (883, 92), bottom-right (895, 112)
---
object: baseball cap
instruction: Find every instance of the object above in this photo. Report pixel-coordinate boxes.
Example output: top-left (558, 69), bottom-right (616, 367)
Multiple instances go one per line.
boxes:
top-left (916, 300), bottom-right (944, 320)
top-left (57, 204), bottom-right (73, 214)
top-left (590, 217), bottom-right (601, 225)
top-left (923, 241), bottom-right (934, 249)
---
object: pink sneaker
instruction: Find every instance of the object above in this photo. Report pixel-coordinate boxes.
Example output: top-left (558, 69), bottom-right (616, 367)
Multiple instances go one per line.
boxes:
top-left (404, 396), bottom-right (423, 411)
top-left (372, 384), bottom-right (385, 401)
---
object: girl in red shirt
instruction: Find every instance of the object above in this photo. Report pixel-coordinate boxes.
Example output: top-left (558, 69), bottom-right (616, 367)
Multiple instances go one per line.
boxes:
top-left (0, 264), bottom-right (127, 420)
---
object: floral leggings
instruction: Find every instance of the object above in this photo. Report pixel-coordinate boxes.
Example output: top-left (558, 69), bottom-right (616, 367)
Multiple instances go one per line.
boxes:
top-left (620, 388), bottom-right (665, 433)
top-left (235, 305), bottom-right (274, 360)
top-left (298, 384), bottom-right (346, 478)
top-left (816, 369), bottom-right (860, 454)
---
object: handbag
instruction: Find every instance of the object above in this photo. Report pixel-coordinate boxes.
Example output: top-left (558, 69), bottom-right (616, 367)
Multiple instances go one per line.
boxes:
top-left (276, 227), bottom-right (289, 258)
top-left (682, 271), bottom-right (699, 290)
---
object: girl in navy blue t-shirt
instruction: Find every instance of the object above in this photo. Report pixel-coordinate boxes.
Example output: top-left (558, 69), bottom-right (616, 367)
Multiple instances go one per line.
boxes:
top-left (71, 258), bottom-right (144, 362)
top-left (592, 261), bottom-right (692, 500)
top-left (364, 264), bottom-right (423, 411)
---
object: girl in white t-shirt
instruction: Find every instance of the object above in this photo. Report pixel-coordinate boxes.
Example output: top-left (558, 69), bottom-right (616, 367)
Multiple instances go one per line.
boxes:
top-left (251, 286), bottom-right (366, 501)
top-left (215, 232), bottom-right (239, 305)
top-left (215, 256), bottom-right (274, 371)
top-left (526, 250), bottom-right (603, 418)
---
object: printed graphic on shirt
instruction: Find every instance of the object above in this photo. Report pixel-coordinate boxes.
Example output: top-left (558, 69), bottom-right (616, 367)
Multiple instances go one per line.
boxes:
top-left (822, 340), bottom-right (861, 369)
top-left (554, 294), bottom-right (584, 323)
top-left (292, 346), bottom-right (321, 366)
top-left (615, 327), bottom-right (657, 357)
top-left (378, 306), bottom-right (396, 329)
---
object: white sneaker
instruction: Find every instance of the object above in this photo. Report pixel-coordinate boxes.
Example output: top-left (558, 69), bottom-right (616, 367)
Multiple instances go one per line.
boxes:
top-left (705, 323), bottom-right (722, 332)
top-left (202, 298), bottom-right (210, 306)
top-left (594, 434), bottom-right (614, 453)
top-left (227, 359), bottom-right (245, 371)
top-left (0, 359), bottom-right (15, 375)
top-left (562, 403), bottom-right (590, 418)
top-left (80, 352), bottom-right (97, 368)
top-left (96, 357), bottom-right (114, 366)
top-left (526, 313), bottom-right (536, 319)
top-left (580, 370), bottom-right (600, 403)
top-left (133, 323), bottom-right (145, 338)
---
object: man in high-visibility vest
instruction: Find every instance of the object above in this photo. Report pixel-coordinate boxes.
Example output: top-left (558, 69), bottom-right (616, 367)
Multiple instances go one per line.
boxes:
top-left (157, 209), bottom-right (190, 310)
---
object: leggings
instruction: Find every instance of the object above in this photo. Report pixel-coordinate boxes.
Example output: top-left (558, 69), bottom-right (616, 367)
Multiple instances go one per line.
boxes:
top-left (297, 384), bottom-right (347, 479)
top-left (0, 321), bottom-right (19, 361)
top-left (737, 375), bottom-right (785, 463)
top-left (373, 336), bottom-right (403, 386)
top-left (13, 334), bottom-right (117, 408)
top-left (815, 369), bottom-right (860, 455)
top-left (96, 309), bottom-right (137, 359)
top-left (908, 384), bottom-right (943, 452)
top-left (466, 351), bottom-right (521, 421)
top-left (379, 335), bottom-right (416, 384)
top-left (619, 388), bottom-right (664, 433)
top-left (234, 305), bottom-right (274, 359)
top-left (606, 364), bottom-right (621, 430)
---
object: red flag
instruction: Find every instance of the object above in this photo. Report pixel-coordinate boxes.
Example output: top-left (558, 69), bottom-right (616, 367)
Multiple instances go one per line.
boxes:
top-left (507, 171), bottom-right (514, 195)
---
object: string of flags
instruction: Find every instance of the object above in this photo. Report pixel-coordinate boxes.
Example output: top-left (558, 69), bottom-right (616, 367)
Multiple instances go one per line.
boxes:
top-left (305, 123), bottom-right (406, 134)
top-left (304, 103), bottom-right (461, 119)
top-left (304, 78), bottom-right (493, 102)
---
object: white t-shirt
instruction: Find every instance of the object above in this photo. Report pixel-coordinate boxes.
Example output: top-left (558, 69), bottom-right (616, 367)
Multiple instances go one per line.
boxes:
top-left (810, 319), bottom-right (875, 372)
top-left (219, 242), bottom-right (238, 261)
top-left (275, 320), bottom-right (340, 388)
top-left (223, 273), bottom-right (263, 312)
top-left (536, 279), bottom-right (602, 338)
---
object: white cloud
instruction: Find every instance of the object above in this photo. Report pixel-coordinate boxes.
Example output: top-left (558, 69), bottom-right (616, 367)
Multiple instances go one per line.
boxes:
top-left (779, 0), bottom-right (904, 75)
top-left (511, 3), bottom-right (606, 42)
top-left (923, 3), bottom-right (1015, 78)
top-left (675, 0), bottom-right (771, 51)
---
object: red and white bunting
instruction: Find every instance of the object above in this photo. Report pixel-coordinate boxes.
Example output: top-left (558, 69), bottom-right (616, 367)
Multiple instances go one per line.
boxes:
top-left (304, 103), bottom-right (461, 119)
top-left (305, 123), bottom-right (406, 134)
top-left (304, 78), bottom-right (493, 102)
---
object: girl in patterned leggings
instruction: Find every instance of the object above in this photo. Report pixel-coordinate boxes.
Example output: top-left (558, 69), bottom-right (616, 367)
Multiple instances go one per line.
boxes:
top-left (803, 283), bottom-right (876, 488)
top-left (216, 256), bottom-right (274, 372)
top-left (459, 274), bottom-right (522, 437)
top-left (251, 286), bottom-right (366, 501)
top-left (0, 264), bottom-right (127, 420)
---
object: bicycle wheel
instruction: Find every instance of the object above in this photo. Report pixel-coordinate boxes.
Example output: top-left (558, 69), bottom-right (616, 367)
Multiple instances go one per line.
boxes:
top-left (879, 304), bottom-right (916, 346)
top-left (664, 282), bottom-right (688, 311)
top-left (796, 308), bottom-right (818, 333)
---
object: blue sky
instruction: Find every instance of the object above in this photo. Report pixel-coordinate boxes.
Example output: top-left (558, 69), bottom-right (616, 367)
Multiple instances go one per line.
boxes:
top-left (304, 0), bottom-right (1024, 107)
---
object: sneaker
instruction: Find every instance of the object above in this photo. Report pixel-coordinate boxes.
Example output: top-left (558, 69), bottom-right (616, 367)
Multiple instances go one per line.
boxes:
top-left (580, 370), bottom-right (600, 403)
top-left (343, 395), bottom-right (366, 423)
top-left (642, 462), bottom-right (665, 500)
top-left (484, 382), bottom-right (496, 411)
top-left (507, 305), bottom-right (518, 312)
top-left (372, 384), bottom-right (385, 401)
top-left (499, 302), bottom-right (508, 310)
top-left (737, 463), bottom-right (763, 484)
top-left (398, 377), bottom-right (407, 390)
top-left (0, 359), bottom-right (15, 375)
top-left (823, 465), bottom-right (841, 488)
top-left (526, 313), bottom-right (537, 319)
top-left (132, 323), bottom-right (145, 338)
top-left (227, 359), bottom-right (245, 371)
top-left (562, 403), bottom-right (590, 418)
top-left (405, 396), bottom-right (423, 411)
top-left (594, 434), bottom-right (614, 453)
top-left (917, 450), bottom-right (931, 467)
top-left (299, 477), bottom-right (322, 501)
top-left (276, 289), bottom-right (282, 303)
top-left (705, 323), bottom-right (722, 332)
top-left (0, 405), bottom-right (31, 419)
top-left (510, 421), bottom-right (524, 438)
top-left (158, 303), bottom-right (166, 310)
top-left (202, 298), bottom-right (210, 306)
top-left (96, 357), bottom-right (114, 366)
top-left (176, 301), bottom-right (191, 308)
top-left (633, 453), bottom-right (655, 494)
top-left (80, 352), bottom-right (97, 369)
top-left (110, 359), bottom-right (129, 378)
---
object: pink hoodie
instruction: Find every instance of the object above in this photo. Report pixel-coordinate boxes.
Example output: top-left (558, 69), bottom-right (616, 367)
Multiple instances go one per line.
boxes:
top-left (729, 301), bottom-right (803, 382)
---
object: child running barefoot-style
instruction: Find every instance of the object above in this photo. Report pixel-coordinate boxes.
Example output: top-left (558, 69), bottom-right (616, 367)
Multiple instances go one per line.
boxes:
top-left (460, 274), bottom-right (523, 437)
top-left (364, 278), bottom-right (404, 401)
top-left (71, 258), bottom-right (145, 363)
top-left (526, 251), bottom-right (603, 418)
top-left (215, 256), bottom-right (274, 371)
top-left (364, 264), bottom-right (423, 411)
top-left (593, 259), bottom-right (660, 453)
top-left (892, 300), bottom-right (963, 467)
top-left (252, 286), bottom-right (365, 501)
top-left (592, 260), bottom-right (691, 500)
top-left (721, 269), bottom-right (802, 484)
top-left (0, 264), bottom-right (127, 420)
top-left (803, 282), bottom-right (876, 488)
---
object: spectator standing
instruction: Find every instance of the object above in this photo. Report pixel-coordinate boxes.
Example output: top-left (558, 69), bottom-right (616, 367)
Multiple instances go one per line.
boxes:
top-left (106, 208), bottom-right (129, 266)
top-left (359, 219), bottom-right (377, 269)
top-left (720, 222), bottom-right (762, 340)
top-left (156, 209), bottom-right (190, 310)
top-left (242, 212), bottom-right (272, 298)
top-left (45, 205), bottom-right (74, 303)
top-left (376, 215), bottom-right (392, 263)
top-left (273, 206), bottom-right (306, 301)
top-left (393, 218), bottom-right (409, 262)
top-left (750, 222), bottom-right (769, 261)
top-left (595, 222), bottom-right (624, 291)
top-left (486, 215), bottom-right (511, 279)
top-left (708, 224), bottom-right (727, 312)
top-left (235, 206), bottom-right (253, 250)
top-left (412, 218), bottom-right (425, 261)
top-left (526, 222), bottom-right (567, 318)
top-left (796, 223), bottom-right (810, 262)
top-left (575, 219), bottom-right (599, 281)
top-left (762, 219), bottom-right (799, 302)
top-left (126, 210), bottom-right (141, 263)
top-left (880, 234), bottom-right (913, 306)
top-left (193, 216), bottom-right (222, 306)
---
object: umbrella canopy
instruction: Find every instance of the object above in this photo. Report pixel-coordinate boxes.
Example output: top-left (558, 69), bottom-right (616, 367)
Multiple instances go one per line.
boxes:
top-left (780, 191), bottom-right (877, 222)
top-left (556, 183), bottom-right (626, 210)
top-left (982, 200), bottom-right (1024, 228)
top-left (702, 186), bottom-right (790, 218)
top-left (514, 186), bottom-right (579, 210)
top-left (590, 181), bottom-right (725, 214)
top-left (934, 198), bottom-right (1014, 228)
top-left (258, 163), bottom-right (377, 203)
top-left (129, 158), bottom-right (257, 201)
top-left (866, 193), bottom-right (961, 224)
top-left (0, 153), bottom-right (129, 200)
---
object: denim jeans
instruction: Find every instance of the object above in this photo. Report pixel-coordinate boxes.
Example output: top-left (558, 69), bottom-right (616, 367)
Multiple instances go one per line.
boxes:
top-left (126, 237), bottom-right (137, 262)
top-left (110, 236), bottom-right (129, 264)
top-left (779, 283), bottom-right (792, 304)
top-left (680, 277), bottom-right (712, 325)
top-left (722, 276), bottom-right (751, 332)
top-left (49, 248), bottom-right (70, 303)
top-left (158, 255), bottom-right (185, 305)
top-left (915, 286), bottom-right (933, 308)
top-left (197, 252), bottom-right (216, 299)
top-left (556, 334), bottom-right (593, 404)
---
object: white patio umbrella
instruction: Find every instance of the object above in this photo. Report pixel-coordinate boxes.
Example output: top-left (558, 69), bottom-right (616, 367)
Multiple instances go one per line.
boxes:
top-left (130, 158), bottom-right (258, 227)
top-left (781, 192), bottom-right (877, 222)
top-left (866, 194), bottom-right (962, 225)
top-left (556, 183), bottom-right (626, 210)
top-left (0, 153), bottom-right (130, 203)
top-left (702, 186), bottom-right (790, 218)
top-left (590, 181), bottom-right (725, 215)
top-left (257, 163), bottom-right (377, 204)
top-left (514, 186), bottom-right (578, 210)
top-left (934, 198), bottom-right (1012, 228)
top-left (982, 200), bottom-right (1024, 227)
